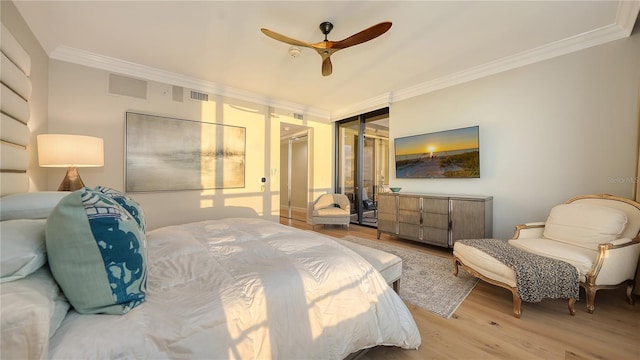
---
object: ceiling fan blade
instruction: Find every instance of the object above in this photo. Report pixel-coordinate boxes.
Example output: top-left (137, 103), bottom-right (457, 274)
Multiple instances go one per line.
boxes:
top-left (260, 28), bottom-right (314, 48)
top-left (322, 56), bottom-right (333, 76)
top-left (332, 22), bottom-right (392, 50)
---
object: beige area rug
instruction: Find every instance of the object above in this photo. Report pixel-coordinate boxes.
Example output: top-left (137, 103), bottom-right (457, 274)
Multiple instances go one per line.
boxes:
top-left (341, 235), bottom-right (478, 319)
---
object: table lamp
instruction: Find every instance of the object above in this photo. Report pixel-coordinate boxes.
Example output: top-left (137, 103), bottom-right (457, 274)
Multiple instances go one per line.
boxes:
top-left (37, 134), bottom-right (104, 191)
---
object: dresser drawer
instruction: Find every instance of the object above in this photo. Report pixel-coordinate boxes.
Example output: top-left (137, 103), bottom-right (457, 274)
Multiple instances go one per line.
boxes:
top-left (398, 209), bottom-right (420, 224)
top-left (399, 223), bottom-right (420, 239)
top-left (423, 213), bottom-right (448, 229)
top-left (377, 219), bottom-right (396, 234)
top-left (377, 194), bottom-right (397, 211)
top-left (378, 211), bottom-right (396, 221)
top-left (399, 196), bottom-right (420, 210)
top-left (422, 198), bottom-right (449, 214)
top-left (422, 227), bottom-right (449, 246)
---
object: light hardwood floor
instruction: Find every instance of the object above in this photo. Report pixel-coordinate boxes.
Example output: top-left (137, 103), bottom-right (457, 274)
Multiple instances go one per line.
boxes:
top-left (280, 216), bottom-right (640, 360)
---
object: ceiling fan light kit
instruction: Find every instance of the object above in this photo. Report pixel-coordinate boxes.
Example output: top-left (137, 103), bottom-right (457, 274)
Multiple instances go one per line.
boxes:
top-left (261, 21), bottom-right (392, 76)
top-left (288, 46), bottom-right (301, 58)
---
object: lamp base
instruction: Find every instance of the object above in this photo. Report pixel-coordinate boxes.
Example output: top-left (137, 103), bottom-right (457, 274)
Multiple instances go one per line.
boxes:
top-left (58, 167), bottom-right (86, 191)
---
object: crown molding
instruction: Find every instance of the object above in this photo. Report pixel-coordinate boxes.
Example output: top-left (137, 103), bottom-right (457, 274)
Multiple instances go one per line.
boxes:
top-left (50, 46), bottom-right (332, 121)
top-left (617, 0), bottom-right (640, 35)
top-left (50, 2), bottom-right (638, 123)
top-left (330, 93), bottom-right (392, 121)
top-left (388, 23), bottom-right (630, 103)
top-left (330, 3), bottom-right (639, 121)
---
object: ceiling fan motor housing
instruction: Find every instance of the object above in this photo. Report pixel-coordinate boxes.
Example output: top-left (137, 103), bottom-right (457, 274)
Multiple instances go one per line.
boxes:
top-left (320, 22), bottom-right (334, 39)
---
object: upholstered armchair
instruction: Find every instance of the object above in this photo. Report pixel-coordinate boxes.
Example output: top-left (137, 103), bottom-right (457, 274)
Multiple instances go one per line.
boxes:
top-left (454, 194), bottom-right (640, 317)
top-left (312, 193), bottom-right (351, 230)
top-left (509, 194), bottom-right (640, 313)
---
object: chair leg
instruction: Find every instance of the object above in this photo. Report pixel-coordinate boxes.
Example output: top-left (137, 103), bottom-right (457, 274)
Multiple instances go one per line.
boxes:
top-left (453, 255), bottom-right (522, 318)
top-left (568, 298), bottom-right (576, 316)
top-left (626, 280), bottom-right (635, 305)
top-left (585, 284), bottom-right (597, 314)
top-left (511, 290), bottom-right (522, 318)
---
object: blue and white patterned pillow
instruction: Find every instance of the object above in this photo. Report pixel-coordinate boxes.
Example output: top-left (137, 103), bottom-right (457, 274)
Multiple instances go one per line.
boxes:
top-left (45, 188), bottom-right (147, 314)
top-left (94, 185), bottom-right (146, 232)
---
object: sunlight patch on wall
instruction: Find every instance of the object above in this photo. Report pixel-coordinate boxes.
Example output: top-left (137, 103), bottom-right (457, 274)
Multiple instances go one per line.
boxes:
top-left (200, 198), bottom-right (214, 209)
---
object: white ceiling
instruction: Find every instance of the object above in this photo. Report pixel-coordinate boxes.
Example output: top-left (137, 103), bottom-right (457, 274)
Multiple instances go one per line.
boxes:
top-left (14, 1), bottom-right (640, 121)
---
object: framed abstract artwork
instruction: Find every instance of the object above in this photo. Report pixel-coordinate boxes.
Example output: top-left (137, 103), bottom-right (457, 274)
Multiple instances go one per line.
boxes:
top-left (125, 112), bottom-right (245, 192)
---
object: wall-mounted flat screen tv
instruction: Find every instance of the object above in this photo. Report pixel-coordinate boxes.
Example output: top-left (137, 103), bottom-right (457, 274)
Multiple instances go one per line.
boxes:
top-left (395, 125), bottom-right (480, 178)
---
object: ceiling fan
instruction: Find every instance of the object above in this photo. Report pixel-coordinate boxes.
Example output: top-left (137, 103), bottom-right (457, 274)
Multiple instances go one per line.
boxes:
top-left (261, 21), bottom-right (392, 76)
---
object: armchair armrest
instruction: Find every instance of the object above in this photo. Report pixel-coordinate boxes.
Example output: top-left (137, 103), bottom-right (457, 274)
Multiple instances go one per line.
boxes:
top-left (605, 237), bottom-right (640, 248)
top-left (512, 222), bottom-right (545, 240)
top-left (588, 237), bottom-right (640, 285)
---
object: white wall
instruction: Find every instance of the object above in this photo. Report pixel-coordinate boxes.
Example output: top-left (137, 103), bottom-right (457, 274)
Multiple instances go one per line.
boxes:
top-left (1, 1), bottom-right (49, 191)
top-left (47, 60), bottom-right (333, 230)
top-left (390, 34), bottom-right (640, 239)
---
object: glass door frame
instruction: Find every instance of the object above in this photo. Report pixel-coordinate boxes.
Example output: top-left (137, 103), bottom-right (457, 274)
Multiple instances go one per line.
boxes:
top-left (335, 107), bottom-right (389, 227)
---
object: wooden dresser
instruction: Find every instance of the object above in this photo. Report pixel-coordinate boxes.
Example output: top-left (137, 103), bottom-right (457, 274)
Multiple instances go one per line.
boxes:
top-left (377, 192), bottom-right (493, 248)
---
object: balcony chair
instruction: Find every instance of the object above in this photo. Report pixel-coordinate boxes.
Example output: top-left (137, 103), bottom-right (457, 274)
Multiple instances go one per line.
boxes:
top-left (453, 194), bottom-right (640, 317)
top-left (362, 188), bottom-right (378, 218)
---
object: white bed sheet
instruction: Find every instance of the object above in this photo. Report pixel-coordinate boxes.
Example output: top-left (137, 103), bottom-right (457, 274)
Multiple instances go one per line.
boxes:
top-left (49, 218), bottom-right (420, 359)
top-left (1, 266), bottom-right (69, 360)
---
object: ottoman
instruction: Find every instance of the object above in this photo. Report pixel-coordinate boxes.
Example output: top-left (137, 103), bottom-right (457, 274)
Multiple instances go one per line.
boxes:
top-left (453, 240), bottom-right (576, 318)
top-left (336, 239), bottom-right (402, 292)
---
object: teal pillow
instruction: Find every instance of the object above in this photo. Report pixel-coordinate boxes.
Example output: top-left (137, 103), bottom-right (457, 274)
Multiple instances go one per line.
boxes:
top-left (94, 185), bottom-right (146, 232)
top-left (45, 189), bottom-right (147, 314)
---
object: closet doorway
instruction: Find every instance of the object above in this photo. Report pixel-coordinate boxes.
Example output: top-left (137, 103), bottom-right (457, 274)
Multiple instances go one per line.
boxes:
top-left (280, 123), bottom-right (310, 221)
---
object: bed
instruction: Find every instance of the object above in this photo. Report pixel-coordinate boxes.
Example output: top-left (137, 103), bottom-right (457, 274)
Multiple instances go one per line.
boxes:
top-left (0, 190), bottom-right (421, 359)
top-left (0, 22), bottom-right (419, 358)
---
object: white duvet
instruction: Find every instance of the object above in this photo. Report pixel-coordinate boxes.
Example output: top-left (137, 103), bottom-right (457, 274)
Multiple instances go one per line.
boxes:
top-left (49, 218), bottom-right (420, 359)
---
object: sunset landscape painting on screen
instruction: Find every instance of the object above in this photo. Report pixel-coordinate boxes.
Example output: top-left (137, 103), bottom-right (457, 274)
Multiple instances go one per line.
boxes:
top-left (395, 126), bottom-right (480, 178)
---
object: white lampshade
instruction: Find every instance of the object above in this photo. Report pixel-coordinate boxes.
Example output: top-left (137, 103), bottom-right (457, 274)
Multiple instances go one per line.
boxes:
top-left (37, 134), bottom-right (104, 167)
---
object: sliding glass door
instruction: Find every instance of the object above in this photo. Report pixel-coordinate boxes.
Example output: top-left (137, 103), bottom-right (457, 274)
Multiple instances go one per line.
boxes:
top-left (336, 108), bottom-right (389, 227)
top-left (336, 118), bottom-right (359, 224)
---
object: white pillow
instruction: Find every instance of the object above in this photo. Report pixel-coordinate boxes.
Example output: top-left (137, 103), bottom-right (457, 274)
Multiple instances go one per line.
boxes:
top-left (0, 191), bottom-right (69, 220)
top-left (1, 219), bottom-right (47, 283)
top-left (543, 203), bottom-right (628, 249)
top-left (1, 267), bottom-right (70, 360)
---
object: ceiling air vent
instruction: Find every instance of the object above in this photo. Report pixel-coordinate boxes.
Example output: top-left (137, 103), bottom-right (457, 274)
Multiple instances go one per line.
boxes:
top-left (294, 113), bottom-right (303, 120)
top-left (190, 90), bottom-right (209, 102)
